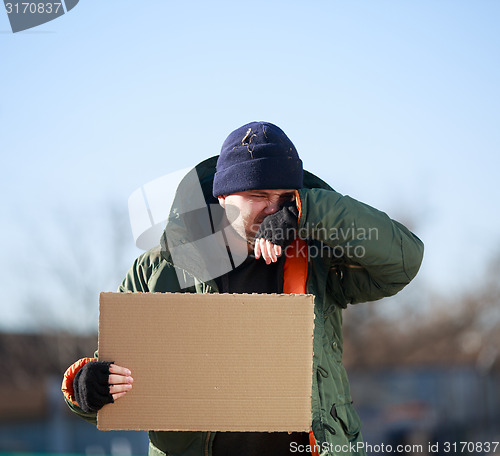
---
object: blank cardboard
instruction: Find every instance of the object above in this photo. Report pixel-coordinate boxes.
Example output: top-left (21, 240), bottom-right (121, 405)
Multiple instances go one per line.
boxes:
top-left (97, 292), bottom-right (315, 432)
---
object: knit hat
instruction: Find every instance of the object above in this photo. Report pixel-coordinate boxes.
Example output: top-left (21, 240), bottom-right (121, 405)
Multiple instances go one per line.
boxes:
top-left (212, 121), bottom-right (303, 197)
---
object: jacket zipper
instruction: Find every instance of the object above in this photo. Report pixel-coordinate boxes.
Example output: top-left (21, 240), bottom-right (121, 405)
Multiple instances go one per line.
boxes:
top-left (204, 431), bottom-right (211, 456)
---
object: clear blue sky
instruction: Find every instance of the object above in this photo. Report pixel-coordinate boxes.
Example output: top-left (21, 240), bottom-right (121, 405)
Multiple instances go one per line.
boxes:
top-left (1, 0), bottom-right (499, 331)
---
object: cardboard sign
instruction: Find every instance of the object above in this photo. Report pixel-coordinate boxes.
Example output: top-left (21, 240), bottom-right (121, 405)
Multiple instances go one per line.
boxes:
top-left (97, 292), bottom-right (315, 432)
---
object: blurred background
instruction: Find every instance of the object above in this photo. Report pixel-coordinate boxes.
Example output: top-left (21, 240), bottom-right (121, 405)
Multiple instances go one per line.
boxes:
top-left (1, 0), bottom-right (499, 454)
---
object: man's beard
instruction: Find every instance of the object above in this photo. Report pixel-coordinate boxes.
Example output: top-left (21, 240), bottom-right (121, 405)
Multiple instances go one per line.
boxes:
top-left (221, 203), bottom-right (266, 249)
top-left (226, 214), bottom-right (264, 249)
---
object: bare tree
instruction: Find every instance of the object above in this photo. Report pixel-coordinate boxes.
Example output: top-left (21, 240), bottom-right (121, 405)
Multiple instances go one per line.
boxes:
top-left (343, 251), bottom-right (500, 371)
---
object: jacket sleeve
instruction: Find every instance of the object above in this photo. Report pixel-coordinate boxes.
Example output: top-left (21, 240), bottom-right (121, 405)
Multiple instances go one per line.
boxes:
top-left (62, 250), bottom-right (161, 423)
top-left (297, 188), bottom-right (424, 304)
top-left (62, 355), bottom-right (99, 425)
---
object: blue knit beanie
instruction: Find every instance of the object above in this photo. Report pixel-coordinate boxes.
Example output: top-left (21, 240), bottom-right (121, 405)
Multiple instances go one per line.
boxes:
top-left (212, 121), bottom-right (303, 197)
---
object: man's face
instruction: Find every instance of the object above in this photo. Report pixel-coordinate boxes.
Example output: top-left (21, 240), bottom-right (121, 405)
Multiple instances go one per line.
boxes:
top-left (218, 189), bottom-right (296, 248)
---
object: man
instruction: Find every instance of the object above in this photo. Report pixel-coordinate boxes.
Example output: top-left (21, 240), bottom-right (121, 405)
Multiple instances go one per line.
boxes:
top-left (62, 121), bottom-right (424, 456)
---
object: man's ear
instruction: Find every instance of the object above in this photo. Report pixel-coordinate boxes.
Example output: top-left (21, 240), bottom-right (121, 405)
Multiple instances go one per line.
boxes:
top-left (218, 196), bottom-right (226, 208)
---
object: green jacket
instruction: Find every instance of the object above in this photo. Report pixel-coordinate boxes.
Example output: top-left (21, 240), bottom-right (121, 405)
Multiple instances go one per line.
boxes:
top-left (65, 157), bottom-right (424, 456)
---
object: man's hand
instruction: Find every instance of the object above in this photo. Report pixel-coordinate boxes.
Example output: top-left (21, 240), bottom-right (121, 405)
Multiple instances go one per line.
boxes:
top-left (254, 203), bottom-right (298, 264)
top-left (254, 239), bottom-right (283, 264)
top-left (109, 364), bottom-right (134, 401)
top-left (73, 361), bottom-right (133, 413)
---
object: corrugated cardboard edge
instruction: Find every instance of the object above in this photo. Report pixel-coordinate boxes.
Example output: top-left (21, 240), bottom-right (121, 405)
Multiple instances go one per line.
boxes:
top-left (97, 292), bottom-right (315, 432)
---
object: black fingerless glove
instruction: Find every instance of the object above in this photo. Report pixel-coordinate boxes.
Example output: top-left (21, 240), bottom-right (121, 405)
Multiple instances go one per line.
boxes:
top-left (73, 360), bottom-right (114, 413)
top-left (255, 202), bottom-right (299, 247)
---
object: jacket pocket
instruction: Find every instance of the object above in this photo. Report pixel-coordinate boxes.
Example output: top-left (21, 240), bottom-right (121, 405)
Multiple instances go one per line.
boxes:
top-left (330, 402), bottom-right (361, 441)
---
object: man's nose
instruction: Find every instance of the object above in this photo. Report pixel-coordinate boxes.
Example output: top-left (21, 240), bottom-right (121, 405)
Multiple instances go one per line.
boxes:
top-left (264, 198), bottom-right (280, 214)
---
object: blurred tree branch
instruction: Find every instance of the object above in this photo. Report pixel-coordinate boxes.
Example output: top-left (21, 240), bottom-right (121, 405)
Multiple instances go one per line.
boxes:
top-left (343, 252), bottom-right (500, 371)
